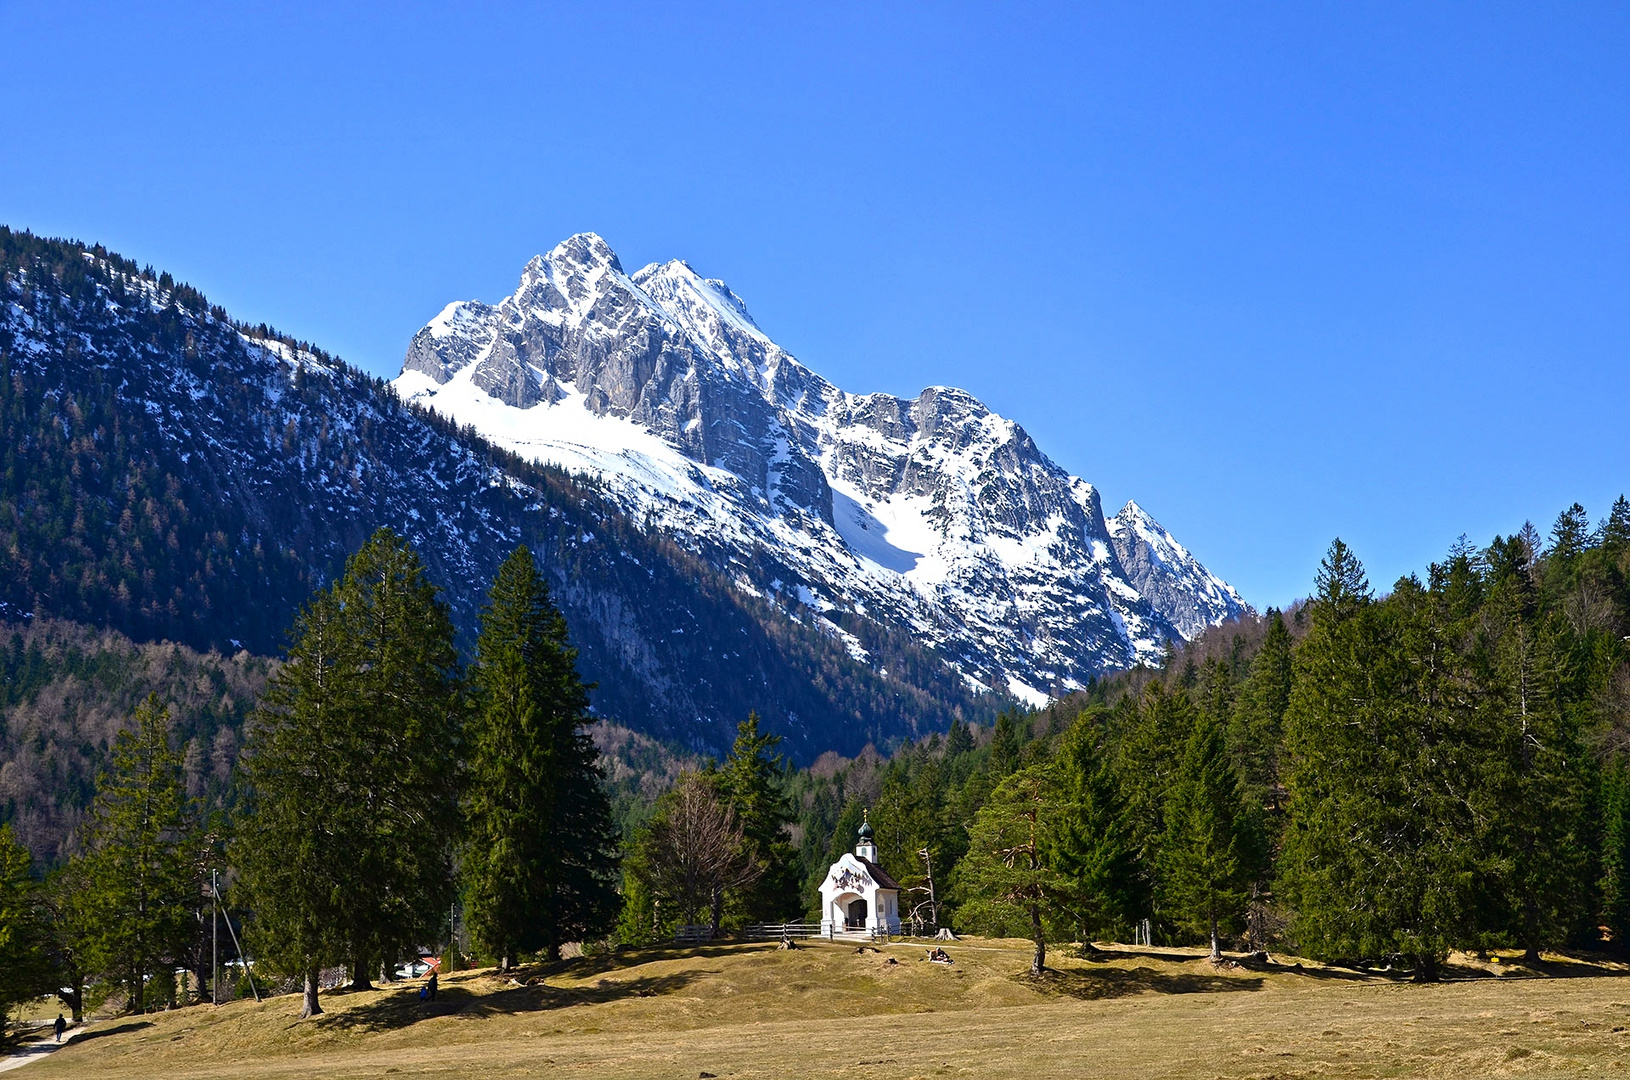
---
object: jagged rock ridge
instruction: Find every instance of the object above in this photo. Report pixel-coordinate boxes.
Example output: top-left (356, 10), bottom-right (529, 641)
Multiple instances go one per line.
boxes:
top-left (397, 233), bottom-right (1248, 701)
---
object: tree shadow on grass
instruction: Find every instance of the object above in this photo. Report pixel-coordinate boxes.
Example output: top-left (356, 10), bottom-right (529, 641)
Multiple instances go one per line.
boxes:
top-left (1030, 966), bottom-right (1265, 1000)
top-left (313, 970), bottom-right (707, 1034)
top-left (64, 1021), bottom-right (154, 1043)
top-left (528, 942), bottom-right (777, 980)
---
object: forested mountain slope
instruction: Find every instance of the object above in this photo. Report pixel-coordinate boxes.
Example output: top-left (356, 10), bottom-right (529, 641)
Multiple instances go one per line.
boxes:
top-left (0, 228), bottom-right (996, 760)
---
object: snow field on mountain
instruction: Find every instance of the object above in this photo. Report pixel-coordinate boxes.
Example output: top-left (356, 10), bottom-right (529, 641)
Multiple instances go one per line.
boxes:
top-left (395, 233), bottom-right (1248, 700)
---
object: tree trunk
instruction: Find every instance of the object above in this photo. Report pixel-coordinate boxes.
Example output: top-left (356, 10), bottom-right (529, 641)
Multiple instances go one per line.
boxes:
top-left (501, 951), bottom-right (517, 974)
top-left (1210, 914), bottom-right (1221, 962)
top-left (1411, 953), bottom-right (1441, 983)
top-left (66, 975), bottom-right (84, 1024)
top-left (1029, 902), bottom-right (1046, 977)
top-left (710, 887), bottom-right (724, 939)
top-left (348, 954), bottom-right (374, 992)
top-left (300, 966), bottom-right (323, 1018)
top-left (378, 945), bottom-right (397, 984)
top-left (1524, 945), bottom-right (1542, 965)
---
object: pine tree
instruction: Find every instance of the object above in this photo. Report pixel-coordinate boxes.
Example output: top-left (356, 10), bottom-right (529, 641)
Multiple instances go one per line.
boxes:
top-left (1599, 763), bottom-right (1630, 946)
top-left (714, 713), bottom-right (800, 924)
top-left (1229, 609), bottom-right (1293, 812)
top-left (77, 694), bottom-right (197, 1013)
top-left (1549, 503), bottom-right (1593, 565)
top-left (1282, 549), bottom-right (1494, 980)
top-left (0, 825), bottom-right (46, 1036)
top-left (1045, 712), bottom-right (1143, 944)
top-left (955, 765), bottom-right (1068, 976)
top-left (988, 712), bottom-right (1020, 778)
top-left (1603, 496), bottom-right (1630, 553)
top-left (1484, 599), bottom-right (1590, 961)
top-left (1116, 681), bottom-right (1196, 909)
top-left (945, 718), bottom-right (975, 757)
top-left (1158, 711), bottom-right (1257, 960)
top-left (328, 529), bottom-right (463, 987)
top-left (464, 546), bottom-right (619, 969)
top-left (235, 529), bottom-right (461, 1017)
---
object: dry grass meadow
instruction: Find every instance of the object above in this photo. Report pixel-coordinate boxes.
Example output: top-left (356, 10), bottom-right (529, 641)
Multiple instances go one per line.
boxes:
top-left (16, 939), bottom-right (1630, 1079)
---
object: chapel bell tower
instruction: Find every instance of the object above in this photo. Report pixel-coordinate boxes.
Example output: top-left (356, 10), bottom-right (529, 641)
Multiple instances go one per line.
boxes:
top-left (855, 809), bottom-right (877, 862)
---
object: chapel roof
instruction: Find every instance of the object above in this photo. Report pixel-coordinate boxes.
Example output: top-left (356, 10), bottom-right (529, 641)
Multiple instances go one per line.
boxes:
top-left (856, 856), bottom-right (901, 891)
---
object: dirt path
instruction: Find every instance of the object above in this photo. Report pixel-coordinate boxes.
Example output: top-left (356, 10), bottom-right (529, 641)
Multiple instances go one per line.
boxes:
top-left (0, 1026), bottom-right (88, 1073)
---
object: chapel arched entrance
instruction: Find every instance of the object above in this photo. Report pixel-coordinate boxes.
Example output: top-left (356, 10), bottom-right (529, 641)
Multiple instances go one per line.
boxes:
top-left (846, 897), bottom-right (868, 929)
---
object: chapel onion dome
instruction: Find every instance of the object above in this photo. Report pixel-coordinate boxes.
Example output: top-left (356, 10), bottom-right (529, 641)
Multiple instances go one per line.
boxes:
top-left (858, 811), bottom-right (873, 842)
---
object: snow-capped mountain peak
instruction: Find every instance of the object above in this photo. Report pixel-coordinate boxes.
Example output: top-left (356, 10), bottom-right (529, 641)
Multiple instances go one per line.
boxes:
top-left (1107, 500), bottom-right (1246, 639)
top-left (396, 236), bottom-right (1247, 700)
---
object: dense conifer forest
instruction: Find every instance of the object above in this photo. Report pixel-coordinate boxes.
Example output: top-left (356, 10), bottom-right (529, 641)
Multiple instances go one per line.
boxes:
top-left (4, 495), bottom-right (1629, 1031)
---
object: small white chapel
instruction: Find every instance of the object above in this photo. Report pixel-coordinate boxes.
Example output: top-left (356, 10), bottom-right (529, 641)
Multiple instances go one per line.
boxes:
top-left (818, 811), bottom-right (902, 937)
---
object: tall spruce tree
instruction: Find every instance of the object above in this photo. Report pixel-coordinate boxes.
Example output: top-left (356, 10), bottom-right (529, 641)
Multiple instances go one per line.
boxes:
top-left (1116, 681), bottom-right (1197, 922)
top-left (1600, 763), bottom-right (1630, 945)
top-left (1283, 544), bottom-right (1497, 980)
top-left (78, 694), bottom-right (197, 1013)
top-left (235, 529), bottom-right (462, 1017)
top-left (714, 713), bottom-right (800, 924)
top-left (1484, 598), bottom-right (1590, 961)
top-left (1045, 712), bottom-right (1143, 943)
top-left (331, 529), bottom-right (463, 987)
top-left (465, 545), bottom-right (620, 966)
top-left (1158, 711), bottom-right (1258, 960)
top-left (1229, 609), bottom-right (1294, 812)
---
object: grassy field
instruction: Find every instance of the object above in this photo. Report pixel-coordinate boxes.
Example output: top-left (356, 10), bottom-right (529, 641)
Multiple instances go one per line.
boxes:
top-left (15, 939), bottom-right (1630, 1079)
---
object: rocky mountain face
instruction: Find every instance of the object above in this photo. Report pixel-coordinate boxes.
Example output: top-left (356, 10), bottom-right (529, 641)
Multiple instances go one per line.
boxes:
top-left (0, 229), bottom-right (993, 759)
top-left (398, 234), bottom-right (1248, 704)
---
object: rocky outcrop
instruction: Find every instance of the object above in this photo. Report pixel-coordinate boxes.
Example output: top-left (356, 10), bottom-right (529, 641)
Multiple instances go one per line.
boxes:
top-left (396, 234), bottom-right (1248, 699)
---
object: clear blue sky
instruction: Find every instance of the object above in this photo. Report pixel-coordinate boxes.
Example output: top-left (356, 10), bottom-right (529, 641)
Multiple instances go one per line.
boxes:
top-left (3, 2), bottom-right (1626, 609)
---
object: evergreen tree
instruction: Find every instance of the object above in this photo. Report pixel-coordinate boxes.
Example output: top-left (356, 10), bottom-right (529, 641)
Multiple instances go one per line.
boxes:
top-left (945, 718), bottom-right (975, 757)
top-left (1158, 711), bottom-right (1257, 960)
top-left (1228, 609), bottom-right (1293, 812)
top-left (77, 694), bottom-right (197, 1013)
top-left (1484, 601), bottom-right (1590, 961)
top-left (0, 825), bottom-right (46, 1037)
top-left (714, 714), bottom-right (801, 924)
top-left (328, 529), bottom-right (463, 987)
top-left (1282, 549), bottom-right (1493, 980)
top-left (988, 712), bottom-right (1020, 778)
top-left (1116, 681), bottom-right (1196, 917)
top-left (235, 529), bottom-right (461, 1017)
top-left (1549, 502), bottom-right (1593, 567)
top-left (1603, 496), bottom-right (1630, 553)
top-left (1599, 763), bottom-right (1630, 946)
top-left (464, 545), bottom-right (620, 969)
top-left (1045, 712), bottom-right (1143, 943)
top-left (955, 765), bottom-right (1069, 976)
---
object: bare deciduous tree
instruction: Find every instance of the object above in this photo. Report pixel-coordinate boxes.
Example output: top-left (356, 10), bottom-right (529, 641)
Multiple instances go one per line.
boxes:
top-left (639, 772), bottom-right (763, 938)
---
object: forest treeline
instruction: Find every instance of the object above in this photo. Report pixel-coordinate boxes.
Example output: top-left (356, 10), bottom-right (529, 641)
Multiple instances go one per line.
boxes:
top-left (3, 499), bottom-right (1629, 1033)
top-left (775, 499), bottom-right (1630, 978)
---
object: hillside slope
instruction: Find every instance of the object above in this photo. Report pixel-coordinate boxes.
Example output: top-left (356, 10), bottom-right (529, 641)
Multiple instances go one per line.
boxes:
top-left (0, 229), bottom-right (995, 759)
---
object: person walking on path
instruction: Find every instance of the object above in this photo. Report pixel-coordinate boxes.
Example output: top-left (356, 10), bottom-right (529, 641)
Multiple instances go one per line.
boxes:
top-left (427, 972), bottom-right (438, 1001)
top-left (52, 1015), bottom-right (65, 1043)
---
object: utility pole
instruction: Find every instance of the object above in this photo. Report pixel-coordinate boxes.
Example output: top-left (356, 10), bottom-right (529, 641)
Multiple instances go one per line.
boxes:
top-left (211, 870), bottom-right (219, 1006)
